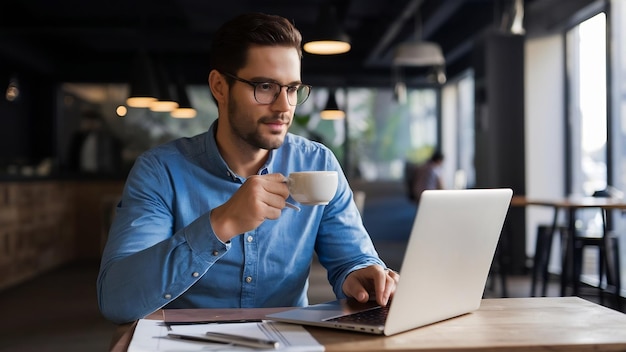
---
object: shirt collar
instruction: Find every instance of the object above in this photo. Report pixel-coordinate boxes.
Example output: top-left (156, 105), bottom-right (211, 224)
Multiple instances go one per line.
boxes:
top-left (205, 119), bottom-right (274, 181)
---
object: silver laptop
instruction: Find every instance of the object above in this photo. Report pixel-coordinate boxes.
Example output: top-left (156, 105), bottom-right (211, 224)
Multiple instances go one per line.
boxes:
top-left (266, 188), bottom-right (513, 336)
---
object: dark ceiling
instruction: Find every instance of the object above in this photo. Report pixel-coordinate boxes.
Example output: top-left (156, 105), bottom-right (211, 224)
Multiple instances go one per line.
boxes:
top-left (0, 0), bottom-right (598, 87)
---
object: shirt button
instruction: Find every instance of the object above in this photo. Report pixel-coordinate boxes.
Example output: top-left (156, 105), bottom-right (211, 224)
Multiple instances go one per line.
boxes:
top-left (247, 235), bottom-right (253, 242)
top-left (245, 276), bottom-right (253, 283)
top-left (192, 272), bottom-right (199, 278)
top-left (164, 293), bottom-right (172, 299)
top-left (212, 250), bottom-right (219, 256)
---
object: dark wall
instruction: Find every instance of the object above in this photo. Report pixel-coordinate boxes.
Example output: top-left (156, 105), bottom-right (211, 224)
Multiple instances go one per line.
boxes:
top-left (0, 58), bottom-right (56, 171)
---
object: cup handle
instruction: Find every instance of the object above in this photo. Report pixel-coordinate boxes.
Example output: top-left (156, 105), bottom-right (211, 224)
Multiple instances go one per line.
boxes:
top-left (285, 201), bottom-right (301, 212)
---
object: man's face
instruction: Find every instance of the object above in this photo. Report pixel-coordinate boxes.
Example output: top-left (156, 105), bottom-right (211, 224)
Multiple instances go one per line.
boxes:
top-left (225, 45), bottom-right (301, 151)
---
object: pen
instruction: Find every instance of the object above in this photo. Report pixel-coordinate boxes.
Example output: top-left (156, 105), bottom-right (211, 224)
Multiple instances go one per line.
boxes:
top-left (168, 332), bottom-right (280, 349)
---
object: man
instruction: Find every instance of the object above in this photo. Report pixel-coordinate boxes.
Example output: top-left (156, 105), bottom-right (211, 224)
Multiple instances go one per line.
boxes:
top-left (411, 151), bottom-right (444, 203)
top-left (97, 13), bottom-right (398, 324)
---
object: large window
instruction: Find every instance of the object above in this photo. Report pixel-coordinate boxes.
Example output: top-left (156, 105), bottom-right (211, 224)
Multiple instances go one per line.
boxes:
top-left (442, 71), bottom-right (475, 190)
top-left (346, 88), bottom-right (438, 181)
top-left (567, 4), bottom-right (626, 295)
top-left (610, 0), bottom-right (626, 295)
top-left (287, 87), bottom-right (439, 181)
top-left (566, 13), bottom-right (607, 234)
top-left (612, 0), bottom-right (626, 197)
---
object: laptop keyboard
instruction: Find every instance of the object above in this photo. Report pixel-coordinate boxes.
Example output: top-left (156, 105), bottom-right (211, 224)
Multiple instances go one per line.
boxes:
top-left (325, 305), bottom-right (389, 325)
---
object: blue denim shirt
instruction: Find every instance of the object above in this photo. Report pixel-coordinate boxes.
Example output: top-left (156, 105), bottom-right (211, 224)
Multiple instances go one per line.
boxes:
top-left (97, 121), bottom-right (384, 324)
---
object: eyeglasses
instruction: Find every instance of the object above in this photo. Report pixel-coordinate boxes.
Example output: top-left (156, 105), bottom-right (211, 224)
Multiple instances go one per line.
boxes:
top-left (220, 71), bottom-right (312, 106)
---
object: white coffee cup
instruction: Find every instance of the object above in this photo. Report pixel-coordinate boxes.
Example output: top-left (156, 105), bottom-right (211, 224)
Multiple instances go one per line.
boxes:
top-left (287, 171), bottom-right (338, 205)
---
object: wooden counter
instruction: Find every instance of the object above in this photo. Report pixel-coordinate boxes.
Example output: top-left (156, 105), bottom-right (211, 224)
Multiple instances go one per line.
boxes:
top-left (0, 179), bottom-right (124, 291)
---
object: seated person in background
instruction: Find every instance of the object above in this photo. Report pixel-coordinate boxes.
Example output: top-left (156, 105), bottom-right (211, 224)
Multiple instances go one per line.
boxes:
top-left (411, 151), bottom-right (444, 203)
top-left (97, 12), bottom-right (399, 324)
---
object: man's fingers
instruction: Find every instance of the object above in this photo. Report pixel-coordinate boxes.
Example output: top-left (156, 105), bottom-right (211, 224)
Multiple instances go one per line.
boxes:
top-left (374, 268), bottom-right (398, 306)
top-left (343, 266), bottom-right (401, 306)
top-left (376, 269), bottom-right (399, 306)
top-left (342, 272), bottom-right (369, 303)
top-left (244, 174), bottom-right (290, 213)
top-left (345, 282), bottom-right (369, 303)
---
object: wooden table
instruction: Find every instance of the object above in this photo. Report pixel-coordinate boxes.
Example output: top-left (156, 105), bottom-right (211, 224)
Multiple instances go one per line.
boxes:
top-left (512, 195), bottom-right (625, 300)
top-left (110, 297), bottom-right (626, 351)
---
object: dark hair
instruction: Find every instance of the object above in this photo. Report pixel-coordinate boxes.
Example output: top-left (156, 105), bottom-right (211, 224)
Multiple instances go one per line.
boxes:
top-left (209, 13), bottom-right (303, 75)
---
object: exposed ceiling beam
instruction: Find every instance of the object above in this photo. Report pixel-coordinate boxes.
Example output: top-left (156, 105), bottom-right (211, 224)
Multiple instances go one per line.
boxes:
top-left (377, 0), bottom-right (467, 65)
top-left (365, 0), bottom-right (424, 68)
top-left (365, 0), bottom-right (468, 70)
top-left (0, 37), bottom-right (55, 75)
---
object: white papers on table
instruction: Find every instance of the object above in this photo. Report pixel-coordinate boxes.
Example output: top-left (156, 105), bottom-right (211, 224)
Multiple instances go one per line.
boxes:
top-left (128, 319), bottom-right (324, 351)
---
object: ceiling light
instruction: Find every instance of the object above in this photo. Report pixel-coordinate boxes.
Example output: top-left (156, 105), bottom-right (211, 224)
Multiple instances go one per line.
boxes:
top-left (394, 81), bottom-right (407, 104)
top-left (171, 107), bottom-right (197, 119)
top-left (392, 10), bottom-right (445, 68)
top-left (304, 40), bottom-right (351, 55)
top-left (126, 96), bottom-right (156, 108)
top-left (320, 89), bottom-right (345, 120)
top-left (393, 41), bottom-right (445, 67)
top-left (171, 73), bottom-right (197, 118)
top-left (510, 0), bottom-right (526, 35)
top-left (116, 105), bottom-right (127, 117)
top-left (171, 87), bottom-right (197, 118)
top-left (304, 3), bottom-right (351, 55)
top-left (436, 67), bottom-right (447, 84)
top-left (149, 99), bottom-right (178, 112)
top-left (425, 66), bottom-right (447, 85)
top-left (5, 75), bottom-right (19, 102)
top-left (149, 60), bottom-right (179, 112)
top-left (126, 51), bottom-right (159, 108)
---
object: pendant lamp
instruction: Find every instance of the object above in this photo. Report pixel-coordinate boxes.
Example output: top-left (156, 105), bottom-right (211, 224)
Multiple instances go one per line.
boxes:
top-left (320, 89), bottom-right (345, 120)
top-left (149, 60), bottom-right (179, 112)
top-left (5, 75), bottom-right (20, 102)
top-left (171, 76), bottom-right (197, 118)
top-left (126, 51), bottom-right (159, 108)
top-left (392, 11), bottom-right (445, 68)
top-left (303, 3), bottom-right (351, 55)
top-left (393, 41), bottom-right (445, 67)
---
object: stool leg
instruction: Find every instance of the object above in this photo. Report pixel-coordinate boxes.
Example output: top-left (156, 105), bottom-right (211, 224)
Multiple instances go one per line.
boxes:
top-left (572, 235), bottom-right (584, 296)
top-left (541, 225), bottom-right (557, 297)
top-left (600, 209), bottom-right (607, 304)
top-left (562, 209), bottom-right (578, 297)
top-left (598, 242), bottom-right (606, 304)
top-left (605, 235), bottom-right (622, 309)
top-left (531, 226), bottom-right (546, 297)
top-left (612, 237), bottom-right (622, 310)
top-left (537, 209), bottom-right (560, 297)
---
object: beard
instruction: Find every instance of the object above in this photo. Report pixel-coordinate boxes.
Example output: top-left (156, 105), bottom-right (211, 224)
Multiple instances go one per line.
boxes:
top-left (227, 95), bottom-right (290, 150)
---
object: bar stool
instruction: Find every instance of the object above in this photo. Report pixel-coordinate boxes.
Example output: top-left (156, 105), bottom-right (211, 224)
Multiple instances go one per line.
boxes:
top-left (571, 209), bottom-right (622, 310)
top-left (531, 224), bottom-right (567, 297)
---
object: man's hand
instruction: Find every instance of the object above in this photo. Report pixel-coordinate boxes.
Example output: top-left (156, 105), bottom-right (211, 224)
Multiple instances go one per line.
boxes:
top-left (210, 173), bottom-right (290, 242)
top-left (342, 265), bottom-right (399, 306)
